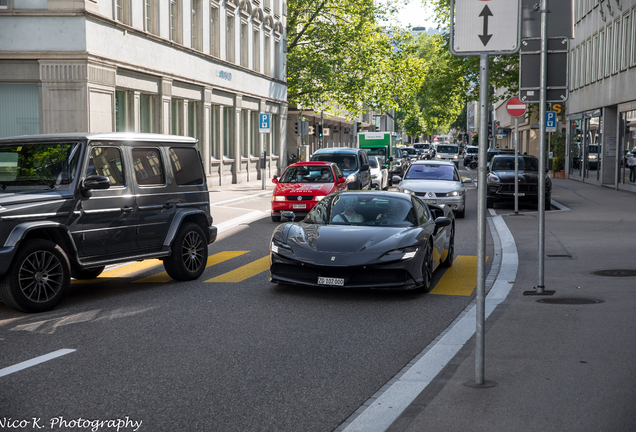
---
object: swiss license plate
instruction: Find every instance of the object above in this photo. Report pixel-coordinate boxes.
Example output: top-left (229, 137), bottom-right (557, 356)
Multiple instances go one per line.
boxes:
top-left (516, 193), bottom-right (525, 197)
top-left (424, 199), bottom-right (436, 204)
top-left (293, 204), bottom-right (307, 209)
top-left (318, 277), bottom-right (345, 286)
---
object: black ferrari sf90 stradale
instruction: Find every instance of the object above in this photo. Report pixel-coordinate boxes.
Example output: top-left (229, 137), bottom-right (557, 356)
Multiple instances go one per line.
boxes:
top-left (269, 191), bottom-right (455, 291)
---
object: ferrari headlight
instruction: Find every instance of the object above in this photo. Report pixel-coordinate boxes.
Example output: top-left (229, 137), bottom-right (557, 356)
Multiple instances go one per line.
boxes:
top-left (314, 195), bottom-right (326, 201)
top-left (271, 239), bottom-right (292, 254)
top-left (385, 246), bottom-right (419, 260)
top-left (347, 174), bottom-right (357, 183)
top-left (273, 195), bottom-right (286, 202)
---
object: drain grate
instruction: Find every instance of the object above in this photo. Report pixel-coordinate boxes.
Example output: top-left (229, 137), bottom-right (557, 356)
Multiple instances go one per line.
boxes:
top-left (592, 269), bottom-right (636, 277)
top-left (537, 298), bottom-right (604, 305)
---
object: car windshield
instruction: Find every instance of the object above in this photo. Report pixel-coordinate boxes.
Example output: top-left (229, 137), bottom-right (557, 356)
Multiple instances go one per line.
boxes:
top-left (364, 148), bottom-right (386, 158)
top-left (491, 156), bottom-right (539, 171)
top-left (466, 147), bottom-right (478, 154)
top-left (303, 194), bottom-right (417, 227)
top-left (414, 144), bottom-right (430, 150)
top-left (280, 166), bottom-right (333, 183)
top-left (437, 145), bottom-right (459, 154)
top-left (588, 145), bottom-right (599, 153)
top-left (0, 142), bottom-right (82, 190)
top-left (400, 148), bottom-right (418, 155)
top-left (312, 154), bottom-right (358, 171)
top-left (405, 164), bottom-right (458, 181)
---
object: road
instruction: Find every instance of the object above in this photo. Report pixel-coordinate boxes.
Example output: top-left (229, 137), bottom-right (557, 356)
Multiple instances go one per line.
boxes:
top-left (0, 167), bottom-right (498, 432)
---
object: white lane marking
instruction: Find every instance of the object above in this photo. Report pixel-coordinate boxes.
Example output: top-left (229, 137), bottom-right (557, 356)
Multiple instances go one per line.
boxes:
top-left (215, 210), bottom-right (268, 233)
top-left (0, 349), bottom-right (76, 378)
top-left (340, 215), bottom-right (518, 432)
top-left (210, 190), bottom-right (272, 207)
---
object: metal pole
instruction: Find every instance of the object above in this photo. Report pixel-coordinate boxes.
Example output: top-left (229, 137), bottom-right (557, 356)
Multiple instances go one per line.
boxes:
top-left (537, 0), bottom-right (548, 294)
top-left (475, 53), bottom-right (489, 386)
top-left (514, 117), bottom-right (519, 214)
top-left (261, 132), bottom-right (266, 190)
top-left (299, 110), bottom-right (304, 163)
top-left (320, 110), bottom-right (324, 149)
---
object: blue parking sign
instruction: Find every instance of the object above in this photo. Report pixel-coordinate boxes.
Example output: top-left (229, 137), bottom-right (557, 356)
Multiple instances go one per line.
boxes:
top-left (546, 111), bottom-right (557, 132)
top-left (259, 113), bottom-right (271, 133)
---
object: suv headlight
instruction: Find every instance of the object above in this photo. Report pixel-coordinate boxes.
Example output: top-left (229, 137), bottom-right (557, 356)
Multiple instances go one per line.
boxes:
top-left (347, 174), bottom-right (357, 183)
top-left (487, 174), bottom-right (500, 183)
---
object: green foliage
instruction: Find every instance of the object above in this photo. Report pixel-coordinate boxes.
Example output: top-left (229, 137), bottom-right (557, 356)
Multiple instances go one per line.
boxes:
top-left (552, 156), bottom-right (565, 172)
top-left (287, 0), bottom-right (425, 117)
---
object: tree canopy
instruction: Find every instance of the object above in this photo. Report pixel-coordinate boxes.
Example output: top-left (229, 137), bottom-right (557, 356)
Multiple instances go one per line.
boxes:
top-left (287, 0), bottom-right (426, 117)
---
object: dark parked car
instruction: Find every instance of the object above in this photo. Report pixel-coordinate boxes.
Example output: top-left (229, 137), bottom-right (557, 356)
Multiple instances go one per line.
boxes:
top-left (269, 191), bottom-right (455, 291)
top-left (486, 154), bottom-right (552, 210)
top-left (0, 133), bottom-right (217, 312)
top-left (485, 148), bottom-right (515, 169)
top-left (310, 147), bottom-right (372, 190)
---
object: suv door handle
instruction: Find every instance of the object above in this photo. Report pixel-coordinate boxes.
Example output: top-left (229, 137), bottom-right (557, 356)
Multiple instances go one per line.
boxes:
top-left (122, 206), bottom-right (133, 212)
top-left (163, 203), bottom-right (173, 209)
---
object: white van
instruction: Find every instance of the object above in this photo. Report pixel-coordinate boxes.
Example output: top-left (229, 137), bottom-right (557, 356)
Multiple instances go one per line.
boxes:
top-left (435, 144), bottom-right (461, 167)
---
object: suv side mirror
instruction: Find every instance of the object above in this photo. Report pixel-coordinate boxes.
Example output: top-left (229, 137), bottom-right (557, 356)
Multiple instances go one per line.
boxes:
top-left (361, 164), bottom-right (370, 171)
top-left (81, 175), bottom-right (110, 197)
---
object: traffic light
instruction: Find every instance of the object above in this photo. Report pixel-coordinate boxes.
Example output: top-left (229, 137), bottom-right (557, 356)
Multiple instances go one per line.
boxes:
top-left (317, 125), bottom-right (323, 138)
top-left (295, 121), bottom-right (299, 136)
top-left (356, 122), bottom-right (362, 130)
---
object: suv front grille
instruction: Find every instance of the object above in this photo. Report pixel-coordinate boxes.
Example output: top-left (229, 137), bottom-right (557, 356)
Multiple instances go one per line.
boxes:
top-left (500, 184), bottom-right (538, 193)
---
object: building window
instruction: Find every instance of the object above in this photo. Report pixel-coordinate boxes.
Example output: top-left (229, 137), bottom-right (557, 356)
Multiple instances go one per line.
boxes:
top-left (144, 0), bottom-right (158, 35)
top-left (591, 34), bottom-right (598, 82)
top-left (605, 23), bottom-right (613, 77)
top-left (586, 38), bottom-right (592, 85)
top-left (613, 18), bottom-right (621, 74)
top-left (223, 106), bottom-right (234, 158)
top-left (115, 0), bottom-right (132, 25)
top-left (577, 45), bottom-right (583, 88)
top-left (253, 28), bottom-right (261, 72)
top-left (598, 29), bottom-right (605, 79)
top-left (172, 99), bottom-right (184, 136)
top-left (210, 5), bottom-right (219, 57)
top-left (274, 38), bottom-right (280, 80)
top-left (170, 0), bottom-right (182, 43)
top-left (240, 21), bottom-right (249, 67)
top-left (251, 111), bottom-right (259, 156)
top-left (621, 13), bottom-right (630, 71)
top-left (0, 0), bottom-right (8, 9)
top-left (0, 84), bottom-right (39, 138)
top-left (140, 94), bottom-right (156, 133)
top-left (192, 0), bottom-right (202, 50)
top-left (274, 0), bottom-right (279, 16)
top-left (632, 8), bottom-right (636, 67)
top-left (115, 90), bottom-right (130, 132)
top-left (264, 33), bottom-right (271, 76)
top-left (241, 110), bottom-right (249, 157)
top-left (570, 49), bottom-right (576, 91)
top-left (227, 13), bottom-right (235, 63)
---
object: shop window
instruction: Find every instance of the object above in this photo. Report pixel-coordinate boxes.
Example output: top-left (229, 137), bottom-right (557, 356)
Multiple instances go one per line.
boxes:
top-left (210, 105), bottom-right (220, 158)
top-left (188, 101), bottom-right (199, 139)
top-left (140, 94), bottom-right (155, 133)
top-left (192, 0), bottom-right (202, 50)
top-left (223, 106), bottom-right (234, 158)
top-left (132, 148), bottom-right (165, 186)
top-left (172, 99), bottom-right (185, 136)
top-left (144, 0), bottom-right (159, 35)
top-left (0, 84), bottom-right (39, 139)
top-left (241, 110), bottom-right (250, 157)
top-left (115, 90), bottom-right (130, 132)
top-left (210, 5), bottom-right (220, 57)
top-left (169, 148), bottom-right (204, 185)
top-left (251, 111), bottom-right (259, 156)
top-left (115, 0), bottom-right (131, 25)
top-left (170, 0), bottom-right (182, 43)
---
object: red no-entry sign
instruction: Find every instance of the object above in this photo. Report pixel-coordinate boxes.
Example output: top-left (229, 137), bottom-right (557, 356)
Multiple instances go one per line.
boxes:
top-left (506, 97), bottom-right (527, 117)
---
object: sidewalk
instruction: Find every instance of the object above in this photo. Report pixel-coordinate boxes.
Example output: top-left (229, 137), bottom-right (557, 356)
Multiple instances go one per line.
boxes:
top-left (387, 179), bottom-right (636, 432)
top-left (208, 178), bottom-right (274, 207)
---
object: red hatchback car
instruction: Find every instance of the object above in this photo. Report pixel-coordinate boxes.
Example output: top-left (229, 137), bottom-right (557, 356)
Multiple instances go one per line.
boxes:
top-left (271, 162), bottom-right (347, 221)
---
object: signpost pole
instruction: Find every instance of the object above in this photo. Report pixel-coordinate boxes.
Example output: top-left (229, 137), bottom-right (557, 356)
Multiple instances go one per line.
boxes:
top-left (537, 0), bottom-right (548, 294)
top-left (475, 53), bottom-right (489, 386)
top-left (514, 117), bottom-right (519, 214)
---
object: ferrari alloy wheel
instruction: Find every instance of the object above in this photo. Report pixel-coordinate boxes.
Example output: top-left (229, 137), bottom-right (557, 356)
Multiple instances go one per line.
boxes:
top-left (164, 223), bottom-right (208, 281)
top-left (420, 242), bottom-right (434, 292)
top-left (0, 239), bottom-right (70, 312)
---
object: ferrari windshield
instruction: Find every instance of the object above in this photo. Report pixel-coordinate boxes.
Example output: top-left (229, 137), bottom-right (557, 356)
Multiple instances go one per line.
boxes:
top-left (405, 164), bottom-right (459, 181)
top-left (280, 165), bottom-right (333, 183)
top-left (0, 142), bottom-right (81, 190)
top-left (304, 194), bottom-right (418, 227)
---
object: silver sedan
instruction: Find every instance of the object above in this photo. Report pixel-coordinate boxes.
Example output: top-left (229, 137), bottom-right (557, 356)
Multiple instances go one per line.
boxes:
top-left (394, 160), bottom-right (472, 218)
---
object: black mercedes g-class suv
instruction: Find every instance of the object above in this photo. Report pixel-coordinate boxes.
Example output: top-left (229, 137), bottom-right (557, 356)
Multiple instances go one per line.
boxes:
top-left (0, 133), bottom-right (217, 313)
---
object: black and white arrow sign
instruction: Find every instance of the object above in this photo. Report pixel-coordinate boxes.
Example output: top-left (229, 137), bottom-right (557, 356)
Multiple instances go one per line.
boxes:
top-left (452, 0), bottom-right (521, 54)
top-left (478, 6), bottom-right (493, 46)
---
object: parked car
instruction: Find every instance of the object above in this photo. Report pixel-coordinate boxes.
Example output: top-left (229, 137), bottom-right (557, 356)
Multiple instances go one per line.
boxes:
top-left (486, 154), bottom-right (552, 210)
top-left (394, 160), bottom-right (471, 218)
top-left (269, 191), bottom-right (455, 291)
top-left (271, 162), bottom-right (347, 222)
top-left (0, 133), bottom-right (217, 312)
top-left (485, 148), bottom-right (515, 169)
top-left (369, 156), bottom-right (389, 190)
top-left (310, 147), bottom-right (371, 190)
top-left (435, 144), bottom-right (461, 167)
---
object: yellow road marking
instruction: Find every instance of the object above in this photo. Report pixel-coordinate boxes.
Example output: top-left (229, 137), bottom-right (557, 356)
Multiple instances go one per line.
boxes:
top-left (430, 256), bottom-right (488, 296)
top-left (71, 259), bottom-right (164, 284)
top-left (206, 256), bottom-right (270, 283)
top-left (135, 251), bottom-right (249, 283)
